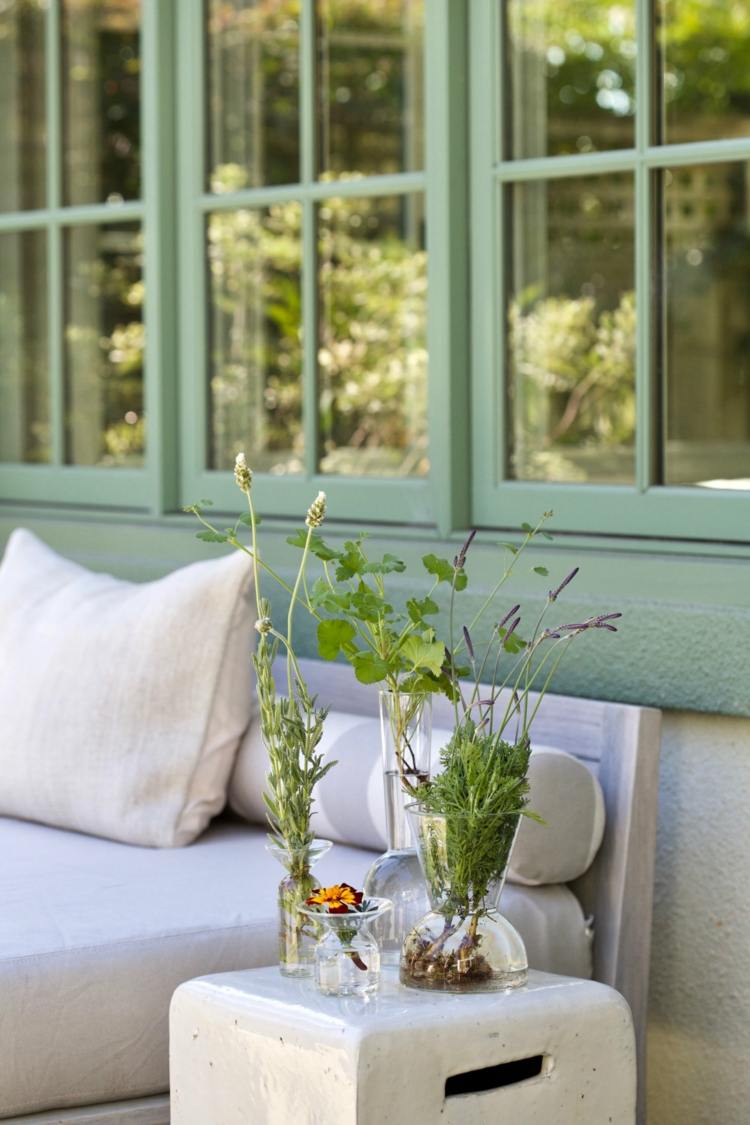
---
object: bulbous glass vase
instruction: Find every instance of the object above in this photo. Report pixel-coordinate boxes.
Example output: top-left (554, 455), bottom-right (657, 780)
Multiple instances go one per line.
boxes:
top-left (266, 838), bottom-right (333, 977)
top-left (301, 899), bottom-right (392, 997)
top-left (400, 806), bottom-right (528, 993)
top-left (363, 691), bottom-right (432, 965)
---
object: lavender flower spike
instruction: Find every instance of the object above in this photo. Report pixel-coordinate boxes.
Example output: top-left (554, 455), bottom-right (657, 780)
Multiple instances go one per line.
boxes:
top-left (549, 566), bottom-right (579, 602)
top-left (463, 626), bottom-right (475, 661)
top-left (454, 528), bottom-right (477, 569)
top-left (498, 603), bottom-right (521, 632)
top-left (503, 616), bottom-right (521, 647)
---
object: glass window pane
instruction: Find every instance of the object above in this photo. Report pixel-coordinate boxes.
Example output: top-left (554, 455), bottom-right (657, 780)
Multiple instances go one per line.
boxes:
top-left (0, 230), bottom-right (49, 463)
top-left (317, 0), bottom-right (424, 178)
top-left (662, 162), bottom-right (750, 490)
top-left (317, 193), bottom-right (427, 476)
top-left (206, 0), bottom-right (300, 193)
top-left (659, 1), bottom-right (750, 145)
top-left (208, 204), bottom-right (303, 473)
top-left (62, 0), bottom-right (141, 206)
top-left (0, 0), bottom-right (46, 212)
top-left (64, 222), bottom-right (144, 466)
top-left (507, 174), bottom-right (635, 484)
top-left (506, 0), bottom-right (635, 159)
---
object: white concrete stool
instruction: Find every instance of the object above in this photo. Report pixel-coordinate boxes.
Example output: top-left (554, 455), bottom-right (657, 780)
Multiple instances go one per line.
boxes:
top-left (170, 968), bottom-right (636, 1124)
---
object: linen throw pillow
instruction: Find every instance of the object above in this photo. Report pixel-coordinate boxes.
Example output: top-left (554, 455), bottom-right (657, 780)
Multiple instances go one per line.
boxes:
top-left (0, 529), bottom-right (255, 847)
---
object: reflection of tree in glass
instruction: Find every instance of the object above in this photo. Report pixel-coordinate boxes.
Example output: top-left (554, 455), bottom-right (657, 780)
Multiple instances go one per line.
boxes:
top-left (209, 190), bottom-right (303, 473)
top-left (318, 192), bottom-right (427, 477)
top-left (510, 290), bottom-right (635, 481)
top-left (65, 225), bottom-right (144, 467)
top-left (318, 0), bottom-right (423, 176)
top-left (208, 172), bottom-right (427, 478)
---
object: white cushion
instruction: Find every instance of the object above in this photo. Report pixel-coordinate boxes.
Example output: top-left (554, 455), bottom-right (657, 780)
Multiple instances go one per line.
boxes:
top-left (229, 709), bottom-right (453, 852)
top-left (0, 529), bottom-right (255, 847)
top-left (0, 815), bottom-right (590, 1117)
top-left (508, 746), bottom-right (606, 886)
top-left (231, 712), bottom-right (605, 883)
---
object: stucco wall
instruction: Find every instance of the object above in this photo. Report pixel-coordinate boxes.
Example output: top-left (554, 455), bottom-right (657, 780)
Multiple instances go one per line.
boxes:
top-left (648, 712), bottom-right (750, 1124)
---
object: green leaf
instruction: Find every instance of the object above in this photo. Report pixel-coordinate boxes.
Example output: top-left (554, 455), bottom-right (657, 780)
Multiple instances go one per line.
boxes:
top-left (317, 619), bottom-right (357, 661)
top-left (521, 522), bottom-right (534, 533)
top-left (454, 568), bottom-right (468, 592)
top-left (237, 512), bottom-right (262, 527)
top-left (196, 530), bottom-right (228, 542)
top-left (400, 636), bottom-right (446, 677)
top-left (350, 588), bottom-right (387, 623)
top-left (352, 651), bottom-right (391, 685)
top-left (501, 542), bottom-right (518, 555)
top-left (335, 540), bottom-right (368, 580)
top-left (363, 553), bottom-right (406, 576)
top-left (406, 595), bottom-right (439, 623)
top-left (422, 553), bottom-right (454, 584)
top-left (286, 530), bottom-right (338, 561)
top-left (533, 566), bottom-right (549, 576)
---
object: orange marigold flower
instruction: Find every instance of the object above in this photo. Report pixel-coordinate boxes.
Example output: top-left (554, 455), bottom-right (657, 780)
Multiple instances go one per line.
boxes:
top-left (305, 883), bottom-right (363, 914)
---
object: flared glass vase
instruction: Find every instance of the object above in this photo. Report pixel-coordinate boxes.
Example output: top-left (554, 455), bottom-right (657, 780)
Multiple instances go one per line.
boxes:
top-left (400, 806), bottom-right (528, 993)
top-left (301, 899), bottom-right (392, 997)
top-left (363, 691), bottom-right (432, 966)
top-left (266, 838), bottom-right (333, 978)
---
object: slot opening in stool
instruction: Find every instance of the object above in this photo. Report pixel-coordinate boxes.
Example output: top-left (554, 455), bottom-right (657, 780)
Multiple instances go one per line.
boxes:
top-left (445, 1054), bottom-right (547, 1098)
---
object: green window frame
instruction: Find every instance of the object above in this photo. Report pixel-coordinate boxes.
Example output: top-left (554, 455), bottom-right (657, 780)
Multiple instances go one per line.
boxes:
top-left (469, 0), bottom-right (750, 543)
top-left (0, 1), bottom-right (178, 512)
top-left (175, 0), bottom-right (469, 532)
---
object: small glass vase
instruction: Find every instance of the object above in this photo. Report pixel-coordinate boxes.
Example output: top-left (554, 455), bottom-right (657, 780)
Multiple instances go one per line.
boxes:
top-left (300, 899), bottom-right (392, 997)
top-left (400, 805), bottom-right (528, 993)
top-left (363, 691), bottom-right (432, 966)
top-left (266, 838), bottom-right (333, 977)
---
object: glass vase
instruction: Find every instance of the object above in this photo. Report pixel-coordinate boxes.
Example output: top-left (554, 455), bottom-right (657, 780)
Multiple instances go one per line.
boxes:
top-left (266, 838), bottom-right (333, 977)
top-left (363, 691), bottom-right (432, 966)
top-left (400, 805), bottom-right (528, 993)
top-left (300, 899), bottom-right (392, 997)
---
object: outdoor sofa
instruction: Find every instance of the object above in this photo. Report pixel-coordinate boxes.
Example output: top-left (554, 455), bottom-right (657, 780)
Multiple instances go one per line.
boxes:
top-left (0, 531), bottom-right (660, 1123)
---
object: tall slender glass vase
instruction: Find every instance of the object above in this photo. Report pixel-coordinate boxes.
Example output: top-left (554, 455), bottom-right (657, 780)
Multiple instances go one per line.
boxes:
top-left (363, 691), bottom-right (432, 966)
top-left (266, 838), bottom-right (333, 977)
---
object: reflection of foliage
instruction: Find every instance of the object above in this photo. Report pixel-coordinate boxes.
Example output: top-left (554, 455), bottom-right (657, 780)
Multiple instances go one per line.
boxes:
top-left (510, 290), bottom-right (635, 480)
top-left (319, 0), bottom-right (422, 175)
top-left (208, 189), bottom-right (303, 472)
top-left (660, 0), bottom-right (750, 123)
top-left (209, 168), bottom-right (427, 477)
top-left (65, 225), bottom-right (144, 467)
top-left (318, 192), bottom-right (427, 475)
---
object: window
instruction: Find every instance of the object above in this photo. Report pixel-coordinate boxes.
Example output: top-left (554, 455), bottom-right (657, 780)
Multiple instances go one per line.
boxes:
top-left (177, 0), bottom-right (437, 523)
top-left (1, 0), bottom-right (748, 545)
top-left (0, 0), bottom-right (156, 506)
top-left (470, 0), bottom-right (750, 540)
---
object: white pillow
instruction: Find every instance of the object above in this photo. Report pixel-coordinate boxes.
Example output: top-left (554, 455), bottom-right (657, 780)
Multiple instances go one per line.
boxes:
top-left (508, 746), bottom-right (606, 886)
top-left (0, 529), bottom-right (255, 847)
top-left (229, 709), bottom-right (452, 852)
top-left (230, 712), bottom-right (605, 881)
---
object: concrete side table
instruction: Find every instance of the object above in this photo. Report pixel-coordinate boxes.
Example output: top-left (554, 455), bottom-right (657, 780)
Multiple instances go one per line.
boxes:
top-left (170, 968), bottom-right (636, 1125)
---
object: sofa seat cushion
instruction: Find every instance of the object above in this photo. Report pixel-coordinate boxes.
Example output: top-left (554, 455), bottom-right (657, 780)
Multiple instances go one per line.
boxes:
top-left (0, 816), bottom-right (591, 1119)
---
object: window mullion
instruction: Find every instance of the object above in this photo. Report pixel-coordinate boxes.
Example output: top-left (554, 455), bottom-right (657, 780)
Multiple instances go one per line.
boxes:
top-left (635, 0), bottom-right (656, 492)
top-left (425, 0), bottom-right (471, 535)
top-left (300, 0), bottom-right (318, 480)
top-left (142, 0), bottom-right (178, 516)
top-left (46, 0), bottom-right (64, 467)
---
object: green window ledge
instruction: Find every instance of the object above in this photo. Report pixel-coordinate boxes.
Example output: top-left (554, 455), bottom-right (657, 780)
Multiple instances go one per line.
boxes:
top-left (2, 507), bottom-right (747, 719)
